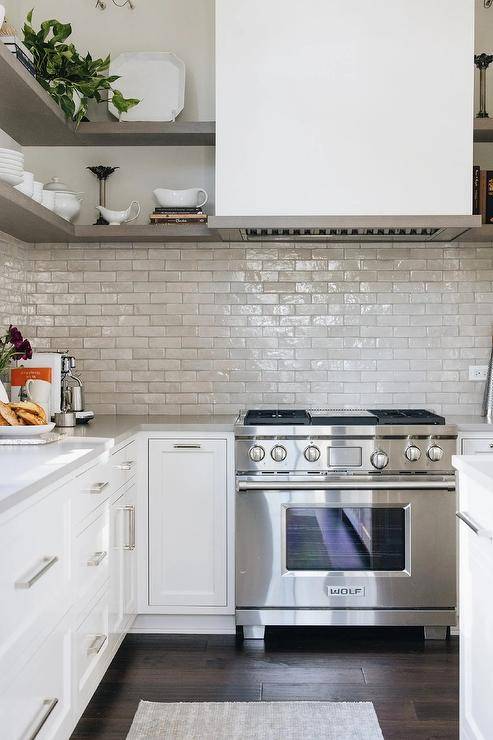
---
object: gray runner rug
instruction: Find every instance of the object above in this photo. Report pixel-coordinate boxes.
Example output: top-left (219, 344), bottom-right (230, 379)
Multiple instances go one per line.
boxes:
top-left (126, 700), bottom-right (384, 739)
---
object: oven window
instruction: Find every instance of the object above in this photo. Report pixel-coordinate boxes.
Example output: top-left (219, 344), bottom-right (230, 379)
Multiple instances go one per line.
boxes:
top-left (285, 507), bottom-right (405, 571)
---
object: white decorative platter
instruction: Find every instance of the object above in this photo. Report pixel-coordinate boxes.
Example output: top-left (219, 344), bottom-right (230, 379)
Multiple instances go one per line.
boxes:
top-left (0, 422), bottom-right (56, 437)
top-left (108, 52), bottom-right (185, 122)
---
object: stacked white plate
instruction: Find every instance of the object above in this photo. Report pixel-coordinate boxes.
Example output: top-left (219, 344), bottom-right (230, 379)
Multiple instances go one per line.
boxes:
top-left (0, 148), bottom-right (24, 187)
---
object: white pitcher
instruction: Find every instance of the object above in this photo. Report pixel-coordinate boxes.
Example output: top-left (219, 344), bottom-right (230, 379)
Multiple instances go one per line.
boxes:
top-left (96, 201), bottom-right (141, 226)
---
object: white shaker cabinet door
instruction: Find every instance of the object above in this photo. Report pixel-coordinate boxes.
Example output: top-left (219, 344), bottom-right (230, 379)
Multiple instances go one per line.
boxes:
top-left (123, 483), bottom-right (138, 620)
top-left (459, 500), bottom-right (493, 739)
top-left (109, 483), bottom-right (137, 644)
top-left (148, 439), bottom-right (228, 608)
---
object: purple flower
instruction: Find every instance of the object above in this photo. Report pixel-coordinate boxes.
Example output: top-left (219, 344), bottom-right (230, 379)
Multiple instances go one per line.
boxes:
top-left (16, 339), bottom-right (32, 360)
top-left (8, 325), bottom-right (24, 348)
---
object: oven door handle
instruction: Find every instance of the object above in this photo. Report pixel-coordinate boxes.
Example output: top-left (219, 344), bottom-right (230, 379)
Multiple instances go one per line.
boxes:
top-left (237, 480), bottom-right (456, 492)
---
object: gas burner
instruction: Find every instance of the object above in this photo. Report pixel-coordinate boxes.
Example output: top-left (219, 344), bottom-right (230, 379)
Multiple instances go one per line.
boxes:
top-left (368, 409), bottom-right (446, 425)
top-left (243, 409), bottom-right (311, 426)
top-left (242, 408), bottom-right (446, 427)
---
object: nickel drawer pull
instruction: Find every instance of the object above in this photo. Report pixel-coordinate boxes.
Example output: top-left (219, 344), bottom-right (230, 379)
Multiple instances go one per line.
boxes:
top-left (25, 698), bottom-right (58, 740)
top-left (123, 505), bottom-right (136, 551)
top-left (117, 460), bottom-right (136, 471)
top-left (456, 512), bottom-right (493, 539)
top-left (15, 556), bottom-right (58, 589)
top-left (89, 481), bottom-right (109, 494)
top-left (87, 634), bottom-right (107, 656)
top-left (87, 551), bottom-right (107, 567)
top-left (173, 444), bottom-right (201, 449)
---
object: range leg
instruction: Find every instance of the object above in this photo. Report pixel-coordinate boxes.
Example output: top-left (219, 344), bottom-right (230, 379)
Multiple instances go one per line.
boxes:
top-left (243, 626), bottom-right (265, 640)
top-left (424, 626), bottom-right (448, 640)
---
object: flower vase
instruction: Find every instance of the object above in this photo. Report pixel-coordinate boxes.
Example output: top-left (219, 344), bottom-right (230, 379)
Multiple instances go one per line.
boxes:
top-left (0, 376), bottom-right (9, 403)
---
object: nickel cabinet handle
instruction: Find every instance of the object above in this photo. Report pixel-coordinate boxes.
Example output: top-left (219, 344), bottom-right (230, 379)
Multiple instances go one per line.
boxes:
top-left (123, 505), bottom-right (136, 551)
top-left (87, 634), bottom-right (107, 656)
top-left (87, 551), bottom-right (107, 567)
top-left (117, 460), bottom-right (136, 471)
top-left (15, 556), bottom-right (58, 589)
top-left (89, 481), bottom-right (109, 495)
top-left (456, 511), bottom-right (493, 539)
top-left (24, 698), bottom-right (58, 740)
top-left (173, 444), bottom-right (202, 449)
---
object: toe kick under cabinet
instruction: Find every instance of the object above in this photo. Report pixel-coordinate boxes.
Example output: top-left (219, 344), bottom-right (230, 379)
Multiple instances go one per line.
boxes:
top-left (0, 437), bottom-right (138, 740)
top-left (147, 437), bottom-right (235, 614)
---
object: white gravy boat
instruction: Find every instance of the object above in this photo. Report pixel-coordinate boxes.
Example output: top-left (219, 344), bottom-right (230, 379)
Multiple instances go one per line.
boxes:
top-left (97, 201), bottom-right (141, 226)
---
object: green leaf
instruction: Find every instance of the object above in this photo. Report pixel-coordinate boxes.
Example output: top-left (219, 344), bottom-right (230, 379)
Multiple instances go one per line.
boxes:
top-left (111, 89), bottom-right (140, 115)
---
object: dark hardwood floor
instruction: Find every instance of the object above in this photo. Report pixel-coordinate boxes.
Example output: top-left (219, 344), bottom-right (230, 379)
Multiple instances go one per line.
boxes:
top-left (72, 627), bottom-right (458, 739)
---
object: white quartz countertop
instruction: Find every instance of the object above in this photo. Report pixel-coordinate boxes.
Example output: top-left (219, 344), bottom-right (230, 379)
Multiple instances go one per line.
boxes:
top-left (453, 453), bottom-right (493, 490)
top-left (0, 438), bottom-right (112, 515)
top-left (62, 414), bottom-right (237, 444)
top-left (0, 415), bottom-right (236, 515)
top-left (448, 416), bottom-right (493, 432)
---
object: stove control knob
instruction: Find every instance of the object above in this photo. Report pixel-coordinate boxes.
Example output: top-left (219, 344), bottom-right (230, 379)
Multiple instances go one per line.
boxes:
top-left (371, 451), bottom-right (389, 470)
top-left (427, 445), bottom-right (444, 463)
top-left (271, 445), bottom-right (287, 463)
top-left (249, 445), bottom-right (265, 463)
top-left (405, 445), bottom-right (422, 462)
top-left (304, 445), bottom-right (321, 463)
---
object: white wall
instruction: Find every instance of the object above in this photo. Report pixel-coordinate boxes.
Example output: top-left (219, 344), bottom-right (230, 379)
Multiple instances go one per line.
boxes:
top-left (24, 147), bottom-right (214, 224)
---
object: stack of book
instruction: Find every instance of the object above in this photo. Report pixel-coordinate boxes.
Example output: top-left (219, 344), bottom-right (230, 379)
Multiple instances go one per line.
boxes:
top-left (472, 166), bottom-right (493, 224)
top-left (0, 34), bottom-right (36, 77)
top-left (149, 207), bottom-right (208, 225)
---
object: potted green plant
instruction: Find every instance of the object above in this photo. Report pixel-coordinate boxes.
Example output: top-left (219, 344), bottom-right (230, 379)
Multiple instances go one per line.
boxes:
top-left (23, 10), bottom-right (139, 124)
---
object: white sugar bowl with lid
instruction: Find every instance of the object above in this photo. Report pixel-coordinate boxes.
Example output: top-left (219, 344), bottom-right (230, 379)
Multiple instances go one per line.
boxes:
top-left (44, 177), bottom-right (76, 192)
top-left (43, 177), bottom-right (83, 221)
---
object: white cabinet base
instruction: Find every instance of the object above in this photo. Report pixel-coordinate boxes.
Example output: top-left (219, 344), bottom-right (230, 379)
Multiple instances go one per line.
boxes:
top-left (131, 613), bottom-right (236, 635)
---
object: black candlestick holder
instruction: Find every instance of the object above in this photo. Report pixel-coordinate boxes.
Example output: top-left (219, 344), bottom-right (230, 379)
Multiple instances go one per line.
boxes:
top-left (87, 165), bottom-right (120, 224)
top-left (475, 53), bottom-right (493, 118)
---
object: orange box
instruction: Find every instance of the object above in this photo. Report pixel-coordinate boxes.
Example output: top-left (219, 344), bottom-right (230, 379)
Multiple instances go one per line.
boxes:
top-left (11, 367), bottom-right (52, 385)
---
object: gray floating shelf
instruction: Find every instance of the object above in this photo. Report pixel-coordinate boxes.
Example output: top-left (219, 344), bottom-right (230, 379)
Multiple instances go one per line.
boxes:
top-left (0, 43), bottom-right (215, 146)
top-left (0, 180), bottom-right (219, 243)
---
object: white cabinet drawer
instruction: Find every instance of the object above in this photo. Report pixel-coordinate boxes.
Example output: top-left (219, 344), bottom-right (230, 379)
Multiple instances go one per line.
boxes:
top-left (462, 438), bottom-right (493, 455)
top-left (0, 486), bottom-right (70, 665)
top-left (0, 615), bottom-right (72, 740)
top-left (112, 440), bottom-right (137, 484)
top-left (74, 588), bottom-right (110, 712)
top-left (74, 507), bottom-right (110, 606)
top-left (72, 455), bottom-right (113, 527)
top-left (72, 441), bottom-right (137, 528)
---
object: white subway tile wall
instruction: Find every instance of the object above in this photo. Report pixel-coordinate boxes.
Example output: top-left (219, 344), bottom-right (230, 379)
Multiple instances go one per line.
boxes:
top-left (0, 236), bottom-right (33, 332)
top-left (1, 238), bottom-right (492, 416)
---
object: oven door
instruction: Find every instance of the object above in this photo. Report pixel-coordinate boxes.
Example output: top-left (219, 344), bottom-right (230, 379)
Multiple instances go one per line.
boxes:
top-left (236, 479), bottom-right (456, 610)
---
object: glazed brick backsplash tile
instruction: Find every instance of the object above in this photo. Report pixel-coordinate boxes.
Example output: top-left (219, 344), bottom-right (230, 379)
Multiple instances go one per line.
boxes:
top-left (0, 235), bottom-right (33, 332)
top-left (8, 239), bottom-right (493, 416)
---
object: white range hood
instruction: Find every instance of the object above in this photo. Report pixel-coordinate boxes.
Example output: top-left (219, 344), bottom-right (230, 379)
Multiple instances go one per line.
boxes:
top-left (213, 0), bottom-right (479, 242)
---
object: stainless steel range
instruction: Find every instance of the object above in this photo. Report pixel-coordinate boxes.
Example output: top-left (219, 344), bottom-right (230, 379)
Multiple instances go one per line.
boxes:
top-left (235, 409), bottom-right (458, 640)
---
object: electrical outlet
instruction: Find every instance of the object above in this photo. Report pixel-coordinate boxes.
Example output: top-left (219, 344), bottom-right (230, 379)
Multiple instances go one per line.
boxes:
top-left (469, 366), bottom-right (488, 381)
